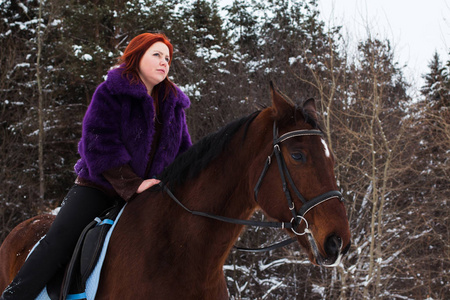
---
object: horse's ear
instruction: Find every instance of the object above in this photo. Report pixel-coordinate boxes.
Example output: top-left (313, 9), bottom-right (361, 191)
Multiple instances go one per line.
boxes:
top-left (270, 81), bottom-right (294, 120)
top-left (303, 98), bottom-right (318, 121)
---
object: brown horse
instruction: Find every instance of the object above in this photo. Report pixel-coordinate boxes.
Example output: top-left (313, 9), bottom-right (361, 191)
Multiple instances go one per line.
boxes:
top-left (0, 85), bottom-right (351, 299)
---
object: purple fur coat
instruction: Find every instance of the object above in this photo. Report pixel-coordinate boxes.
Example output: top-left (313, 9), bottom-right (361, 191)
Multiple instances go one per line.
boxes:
top-left (74, 66), bottom-right (191, 190)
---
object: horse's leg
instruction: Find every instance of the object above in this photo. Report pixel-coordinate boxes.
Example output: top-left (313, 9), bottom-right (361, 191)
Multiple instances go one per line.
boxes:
top-left (0, 215), bottom-right (54, 291)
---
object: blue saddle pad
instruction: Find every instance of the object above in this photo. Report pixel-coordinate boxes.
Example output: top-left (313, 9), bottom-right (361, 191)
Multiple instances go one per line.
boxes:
top-left (33, 205), bottom-right (126, 300)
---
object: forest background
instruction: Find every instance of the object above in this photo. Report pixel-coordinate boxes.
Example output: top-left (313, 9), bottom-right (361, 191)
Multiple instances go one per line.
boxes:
top-left (0, 0), bottom-right (448, 299)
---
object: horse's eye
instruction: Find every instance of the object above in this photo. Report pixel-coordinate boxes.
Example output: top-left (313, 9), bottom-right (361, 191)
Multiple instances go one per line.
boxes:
top-left (291, 152), bottom-right (305, 161)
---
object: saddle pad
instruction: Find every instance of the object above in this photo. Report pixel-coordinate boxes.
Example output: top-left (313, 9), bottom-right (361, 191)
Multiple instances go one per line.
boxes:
top-left (34, 204), bottom-right (126, 300)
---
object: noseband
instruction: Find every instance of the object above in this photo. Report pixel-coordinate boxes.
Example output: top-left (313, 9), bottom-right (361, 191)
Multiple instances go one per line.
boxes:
top-left (253, 123), bottom-right (343, 235)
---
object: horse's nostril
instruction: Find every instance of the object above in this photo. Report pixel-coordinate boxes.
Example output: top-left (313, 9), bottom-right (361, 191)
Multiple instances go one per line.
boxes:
top-left (325, 234), bottom-right (342, 257)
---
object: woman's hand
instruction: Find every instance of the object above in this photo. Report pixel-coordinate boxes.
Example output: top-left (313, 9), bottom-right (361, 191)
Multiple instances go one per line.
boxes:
top-left (136, 179), bottom-right (161, 194)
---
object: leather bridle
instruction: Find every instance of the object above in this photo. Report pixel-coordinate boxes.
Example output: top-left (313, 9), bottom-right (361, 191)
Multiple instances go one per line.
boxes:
top-left (160, 122), bottom-right (344, 251)
top-left (253, 122), bottom-right (344, 236)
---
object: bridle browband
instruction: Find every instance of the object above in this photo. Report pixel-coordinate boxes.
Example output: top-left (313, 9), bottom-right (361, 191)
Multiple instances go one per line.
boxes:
top-left (160, 122), bottom-right (343, 252)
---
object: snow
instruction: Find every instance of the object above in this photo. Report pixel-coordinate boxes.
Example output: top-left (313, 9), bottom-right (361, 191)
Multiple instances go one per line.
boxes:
top-left (195, 46), bottom-right (225, 62)
top-left (17, 2), bottom-right (28, 14)
top-left (81, 54), bottom-right (93, 61)
top-left (15, 63), bottom-right (31, 69)
top-left (262, 280), bottom-right (285, 299)
top-left (311, 284), bottom-right (326, 297)
top-left (73, 45), bottom-right (82, 56)
top-left (258, 258), bottom-right (309, 271)
top-left (49, 19), bottom-right (61, 26)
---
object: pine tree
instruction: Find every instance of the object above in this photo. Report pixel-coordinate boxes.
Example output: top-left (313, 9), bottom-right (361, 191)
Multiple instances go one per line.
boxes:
top-left (171, 0), bottom-right (243, 141)
top-left (224, 0), bottom-right (258, 56)
top-left (397, 50), bottom-right (450, 298)
top-left (421, 51), bottom-right (449, 107)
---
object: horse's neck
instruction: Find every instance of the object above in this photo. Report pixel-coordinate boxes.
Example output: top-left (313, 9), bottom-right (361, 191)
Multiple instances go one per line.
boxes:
top-left (164, 125), bottom-right (265, 269)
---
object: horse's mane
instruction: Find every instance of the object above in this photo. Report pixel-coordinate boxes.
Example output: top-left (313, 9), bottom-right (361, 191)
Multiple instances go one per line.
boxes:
top-left (158, 99), bottom-right (320, 189)
top-left (159, 111), bottom-right (261, 188)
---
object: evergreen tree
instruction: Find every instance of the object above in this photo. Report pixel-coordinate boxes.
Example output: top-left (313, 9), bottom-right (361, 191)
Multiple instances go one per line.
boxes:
top-left (251, 0), bottom-right (343, 102)
top-left (172, 0), bottom-right (245, 141)
top-left (421, 51), bottom-right (449, 107)
top-left (222, 0), bottom-right (259, 105)
top-left (348, 38), bottom-right (409, 129)
top-left (398, 51), bottom-right (450, 299)
top-left (224, 0), bottom-right (259, 56)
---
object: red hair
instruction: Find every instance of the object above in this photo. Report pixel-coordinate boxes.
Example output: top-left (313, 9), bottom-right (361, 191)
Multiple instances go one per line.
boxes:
top-left (118, 33), bottom-right (176, 103)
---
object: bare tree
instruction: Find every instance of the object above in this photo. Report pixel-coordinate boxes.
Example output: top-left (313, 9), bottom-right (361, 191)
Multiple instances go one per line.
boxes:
top-left (36, 0), bottom-right (45, 201)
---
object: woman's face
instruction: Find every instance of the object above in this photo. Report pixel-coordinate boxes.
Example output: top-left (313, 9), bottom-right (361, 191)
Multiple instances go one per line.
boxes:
top-left (138, 41), bottom-right (170, 94)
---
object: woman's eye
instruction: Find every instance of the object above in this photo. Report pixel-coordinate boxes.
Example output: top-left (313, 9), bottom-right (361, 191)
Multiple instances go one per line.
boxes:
top-left (291, 152), bottom-right (305, 161)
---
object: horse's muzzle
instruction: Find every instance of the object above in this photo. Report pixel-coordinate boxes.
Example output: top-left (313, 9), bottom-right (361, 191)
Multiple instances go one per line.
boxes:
top-left (308, 233), bottom-right (350, 267)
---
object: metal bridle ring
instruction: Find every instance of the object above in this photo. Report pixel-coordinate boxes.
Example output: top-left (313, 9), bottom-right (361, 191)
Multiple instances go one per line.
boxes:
top-left (290, 216), bottom-right (309, 236)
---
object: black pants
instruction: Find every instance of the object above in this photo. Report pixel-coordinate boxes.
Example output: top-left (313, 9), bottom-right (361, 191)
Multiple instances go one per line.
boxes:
top-left (1, 185), bottom-right (117, 300)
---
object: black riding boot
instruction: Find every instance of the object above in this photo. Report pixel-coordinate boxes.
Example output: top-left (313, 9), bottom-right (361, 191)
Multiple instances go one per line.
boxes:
top-left (0, 185), bottom-right (115, 300)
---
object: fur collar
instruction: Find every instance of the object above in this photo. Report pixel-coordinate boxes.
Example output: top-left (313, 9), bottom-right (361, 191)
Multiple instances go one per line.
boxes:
top-left (105, 65), bottom-right (190, 109)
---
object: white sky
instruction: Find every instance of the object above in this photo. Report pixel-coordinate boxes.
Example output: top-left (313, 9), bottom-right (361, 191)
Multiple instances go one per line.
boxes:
top-left (318, 0), bottom-right (450, 89)
top-left (219, 0), bottom-right (450, 91)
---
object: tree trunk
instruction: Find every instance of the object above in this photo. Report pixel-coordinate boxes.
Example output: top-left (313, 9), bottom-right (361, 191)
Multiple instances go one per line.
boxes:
top-left (36, 0), bottom-right (45, 201)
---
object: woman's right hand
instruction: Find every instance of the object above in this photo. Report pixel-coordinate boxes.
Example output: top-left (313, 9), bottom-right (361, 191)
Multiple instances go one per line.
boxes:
top-left (136, 178), bottom-right (161, 194)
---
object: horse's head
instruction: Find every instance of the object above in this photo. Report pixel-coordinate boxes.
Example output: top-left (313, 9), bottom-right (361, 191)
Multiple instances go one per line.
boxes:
top-left (251, 83), bottom-right (351, 267)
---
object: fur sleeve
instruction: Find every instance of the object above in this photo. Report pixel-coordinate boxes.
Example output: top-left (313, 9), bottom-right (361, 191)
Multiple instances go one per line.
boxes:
top-left (78, 82), bottom-right (132, 176)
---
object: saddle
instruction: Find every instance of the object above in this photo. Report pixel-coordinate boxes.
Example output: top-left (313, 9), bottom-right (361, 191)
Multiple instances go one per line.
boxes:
top-left (46, 204), bottom-right (124, 300)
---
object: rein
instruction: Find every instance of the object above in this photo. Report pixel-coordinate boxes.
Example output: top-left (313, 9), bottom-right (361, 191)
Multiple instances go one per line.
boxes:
top-left (160, 122), bottom-right (343, 252)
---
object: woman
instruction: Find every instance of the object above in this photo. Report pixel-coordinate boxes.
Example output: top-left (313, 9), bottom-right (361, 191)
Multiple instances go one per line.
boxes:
top-left (1, 33), bottom-right (191, 300)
